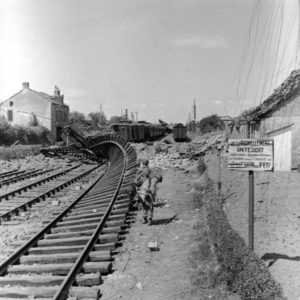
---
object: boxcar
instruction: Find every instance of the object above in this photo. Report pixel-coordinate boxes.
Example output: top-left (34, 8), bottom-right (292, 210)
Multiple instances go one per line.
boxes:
top-left (173, 123), bottom-right (187, 141)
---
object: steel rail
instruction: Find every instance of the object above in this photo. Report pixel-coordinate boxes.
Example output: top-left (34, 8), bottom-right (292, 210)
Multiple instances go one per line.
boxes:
top-left (0, 164), bottom-right (81, 201)
top-left (0, 134), bottom-right (137, 298)
top-left (0, 167), bottom-right (56, 187)
top-left (0, 164), bottom-right (101, 223)
top-left (0, 162), bottom-right (108, 276)
top-left (0, 169), bottom-right (26, 180)
top-left (53, 140), bottom-right (128, 299)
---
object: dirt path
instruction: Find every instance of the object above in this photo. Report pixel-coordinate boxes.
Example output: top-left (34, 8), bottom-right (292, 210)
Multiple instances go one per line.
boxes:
top-left (100, 167), bottom-right (238, 300)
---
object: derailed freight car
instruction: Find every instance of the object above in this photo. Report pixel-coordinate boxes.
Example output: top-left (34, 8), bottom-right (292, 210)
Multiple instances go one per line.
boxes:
top-left (111, 121), bottom-right (166, 142)
top-left (173, 123), bottom-right (187, 142)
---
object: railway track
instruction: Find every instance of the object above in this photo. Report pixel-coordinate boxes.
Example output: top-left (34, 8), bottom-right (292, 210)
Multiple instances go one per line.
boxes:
top-left (0, 165), bottom-right (81, 200)
top-left (0, 164), bottom-right (103, 224)
top-left (0, 134), bottom-right (137, 299)
top-left (0, 167), bottom-right (58, 188)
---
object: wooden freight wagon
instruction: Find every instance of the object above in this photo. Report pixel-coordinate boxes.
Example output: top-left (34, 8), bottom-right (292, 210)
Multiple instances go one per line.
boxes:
top-left (173, 123), bottom-right (187, 142)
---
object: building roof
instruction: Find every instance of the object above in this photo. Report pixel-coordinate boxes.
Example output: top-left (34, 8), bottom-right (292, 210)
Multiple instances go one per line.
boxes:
top-left (1, 83), bottom-right (67, 107)
top-left (238, 69), bottom-right (300, 122)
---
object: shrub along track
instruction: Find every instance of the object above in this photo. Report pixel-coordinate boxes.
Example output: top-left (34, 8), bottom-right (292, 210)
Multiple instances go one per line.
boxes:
top-left (0, 134), bottom-right (137, 299)
top-left (0, 164), bottom-right (100, 224)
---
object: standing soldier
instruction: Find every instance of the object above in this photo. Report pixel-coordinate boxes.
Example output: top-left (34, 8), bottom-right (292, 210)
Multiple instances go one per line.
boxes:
top-left (139, 173), bottom-right (163, 225)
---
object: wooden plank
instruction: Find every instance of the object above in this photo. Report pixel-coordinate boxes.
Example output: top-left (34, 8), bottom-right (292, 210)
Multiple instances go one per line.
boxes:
top-left (21, 251), bottom-right (111, 264)
top-left (76, 273), bottom-right (101, 286)
top-left (51, 223), bottom-right (98, 234)
top-left (83, 262), bottom-right (112, 274)
top-left (0, 286), bottom-right (100, 299)
top-left (8, 261), bottom-right (111, 275)
top-left (0, 286), bottom-right (58, 297)
top-left (38, 236), bottom-right (90, 247)
top-left (99, 233), bottom-right (118, 244)
top-left (108, 213), bottom-right (126, 221)
top-left (69, 286), bottom-right (100, 299)
top-left (102, 226), bottom-right (122, 234)
top-left (29, 243), bottom-right (114, 255)
top-left (0, 275), bottom-right (65, 287)
top-left (56, 217), bottom-right (101, 227)
top-left (44, 229), bottom-right (94, 240)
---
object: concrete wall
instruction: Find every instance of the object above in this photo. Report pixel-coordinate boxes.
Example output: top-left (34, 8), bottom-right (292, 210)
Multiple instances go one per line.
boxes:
top-left (0, 89), bottom-right (52, 129)
top-left (51, 103), bottom-right (69, 142)
top-left (0, 86), bottom-right (70, 143)
top-left (257, 92), bottom-right (300, 168)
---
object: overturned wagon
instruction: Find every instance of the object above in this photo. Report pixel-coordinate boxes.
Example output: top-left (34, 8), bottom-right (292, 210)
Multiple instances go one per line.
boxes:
top-left (173, 123), bottom-right (187, 142)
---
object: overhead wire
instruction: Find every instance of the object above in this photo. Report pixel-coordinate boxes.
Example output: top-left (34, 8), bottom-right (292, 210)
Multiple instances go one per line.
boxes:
top-left (223, 0), bottom-right (259, 117)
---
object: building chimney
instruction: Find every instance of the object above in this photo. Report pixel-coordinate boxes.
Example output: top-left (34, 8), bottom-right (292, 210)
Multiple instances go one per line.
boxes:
top-left (22, 82), bottom-right (29, 89)
top-left (54, 85), bottom-right (60, 96)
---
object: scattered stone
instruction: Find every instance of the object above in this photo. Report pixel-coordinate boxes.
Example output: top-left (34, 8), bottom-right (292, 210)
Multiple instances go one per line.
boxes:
top-left (136, 282), bottom-right (143, 290)
top-left (148, 240), bottom-right (159, 251)
top-left (51, 200), bottom-right (60, 206)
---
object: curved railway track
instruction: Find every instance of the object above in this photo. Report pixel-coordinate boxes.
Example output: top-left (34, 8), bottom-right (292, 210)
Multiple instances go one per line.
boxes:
top-left (0, 134), bottom-right (137, 299)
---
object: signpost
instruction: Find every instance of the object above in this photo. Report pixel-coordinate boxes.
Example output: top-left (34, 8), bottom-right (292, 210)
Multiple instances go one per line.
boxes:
top-left (228, 139), bottom-right (273, 171)
top-left (228, 139), bottom-right (274, 250)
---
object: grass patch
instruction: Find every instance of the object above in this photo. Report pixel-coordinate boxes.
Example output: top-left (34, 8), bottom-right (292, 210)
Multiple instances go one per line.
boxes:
top-left (206, 191), bottom-right (284, 300)
top-left (0, 145), bottom-right (42, 161)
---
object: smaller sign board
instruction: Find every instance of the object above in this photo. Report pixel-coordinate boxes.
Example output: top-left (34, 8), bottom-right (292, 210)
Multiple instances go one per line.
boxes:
top-left (228, 139), bottom-right (273, 171)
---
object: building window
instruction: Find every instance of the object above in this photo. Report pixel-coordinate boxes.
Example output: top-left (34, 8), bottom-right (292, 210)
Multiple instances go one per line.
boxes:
top-left (7, 110), bottom-right (13, 121)
top-left (9, 101), bottom-right (13, 107)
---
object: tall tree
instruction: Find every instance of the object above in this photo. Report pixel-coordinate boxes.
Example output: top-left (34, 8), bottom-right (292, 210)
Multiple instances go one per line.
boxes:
top-left (198, 114), bottom-right (225, 134)
top-left (88, 112), bottom-right (107, 124)
top-left (69, 111), bottom-right (86, 124)
top-left (109, 116), bottom-right (123, 124)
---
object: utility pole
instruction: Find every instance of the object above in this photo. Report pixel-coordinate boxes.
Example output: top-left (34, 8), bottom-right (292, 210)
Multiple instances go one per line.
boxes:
top-left (192, 99), bottom-right (196, 133)
top-left (247, 121), bottom-right (254, 250)
top-left (99, 104), bottom-right (102, 124)
top-left (125, 108), bottom-right (128, 121)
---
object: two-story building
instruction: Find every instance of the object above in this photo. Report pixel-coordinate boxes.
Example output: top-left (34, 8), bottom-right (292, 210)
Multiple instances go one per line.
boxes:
top-left (0, 82), bottom-right (69, 142)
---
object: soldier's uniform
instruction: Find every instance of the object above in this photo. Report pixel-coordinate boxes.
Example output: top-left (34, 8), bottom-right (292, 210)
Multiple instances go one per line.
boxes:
top-left (141, 174), bottom-right (163, 225)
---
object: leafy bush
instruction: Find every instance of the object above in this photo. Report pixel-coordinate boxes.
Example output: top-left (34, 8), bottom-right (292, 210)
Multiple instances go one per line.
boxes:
top-left (198, 114), bottom-right (225, 134)
top-left (197, 157), bottom-right (207, 175)
top-left (0, 145), bottom-right (42, 160)
top-left (206, 194), bottom-right (284, 300)
top-left (0, 120), bottom-right (50, 146)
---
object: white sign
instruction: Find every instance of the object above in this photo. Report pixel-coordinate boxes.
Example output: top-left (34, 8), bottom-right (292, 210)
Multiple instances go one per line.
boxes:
top-left (228, 139), bottom-right (273, 171)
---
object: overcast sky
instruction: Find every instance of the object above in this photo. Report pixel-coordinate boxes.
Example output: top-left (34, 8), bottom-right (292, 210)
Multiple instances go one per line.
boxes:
top-left (1, 0), bottom-right (298, 123)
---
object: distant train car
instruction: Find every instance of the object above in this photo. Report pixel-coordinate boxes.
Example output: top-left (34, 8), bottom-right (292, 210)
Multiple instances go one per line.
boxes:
top-left (110, 122), bottom-right (132, 141)
top-left (111, 121), bottom-right (166, 142)
top-left (173, 123), bottom-right (187, 142)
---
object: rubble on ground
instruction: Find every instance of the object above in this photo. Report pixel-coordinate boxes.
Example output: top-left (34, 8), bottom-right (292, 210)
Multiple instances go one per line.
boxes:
top-left (131, 132), bottom-right (226, 172)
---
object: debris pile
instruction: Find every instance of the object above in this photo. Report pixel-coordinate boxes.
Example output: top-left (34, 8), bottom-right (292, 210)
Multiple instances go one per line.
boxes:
top-left (132, 132), bottom-right (225, 171)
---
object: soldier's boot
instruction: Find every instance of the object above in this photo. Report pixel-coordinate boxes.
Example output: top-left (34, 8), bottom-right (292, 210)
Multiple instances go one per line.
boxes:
top-left (148, 218), bottom-right (153, 226)
top-left (143, 217), bottom-right (148, 224)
